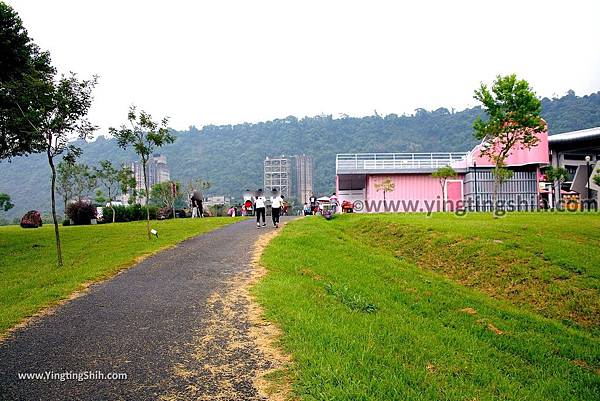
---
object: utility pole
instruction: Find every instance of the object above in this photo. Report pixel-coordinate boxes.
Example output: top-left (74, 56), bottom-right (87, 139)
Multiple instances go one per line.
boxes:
top-left (585, 156), bottom-right (592, 209)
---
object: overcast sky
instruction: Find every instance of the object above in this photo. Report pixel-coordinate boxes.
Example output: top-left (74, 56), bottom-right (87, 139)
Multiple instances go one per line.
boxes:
top-left (8, 0), bottom-right (600, 131)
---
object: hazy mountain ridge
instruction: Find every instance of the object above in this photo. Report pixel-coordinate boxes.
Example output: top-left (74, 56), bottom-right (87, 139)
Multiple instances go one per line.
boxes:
top-left (1, 91), bottom-right (599, 221)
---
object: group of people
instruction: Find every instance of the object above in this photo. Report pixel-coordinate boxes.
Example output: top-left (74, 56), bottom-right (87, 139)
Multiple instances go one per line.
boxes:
top-left (252, 188), bottom-right (285, 228)
top-left (303, 192), bottom-right (338, 216)
top-left (190, 188), bottom-right (339, 222)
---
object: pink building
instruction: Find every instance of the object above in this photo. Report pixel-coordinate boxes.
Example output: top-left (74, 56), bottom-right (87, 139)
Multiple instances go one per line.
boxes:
top-left (335, 131), bottom-right (549, 212)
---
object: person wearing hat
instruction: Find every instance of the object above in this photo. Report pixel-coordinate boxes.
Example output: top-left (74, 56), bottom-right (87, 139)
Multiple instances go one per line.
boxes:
top-left (254, 189), bottom-right (267, 228)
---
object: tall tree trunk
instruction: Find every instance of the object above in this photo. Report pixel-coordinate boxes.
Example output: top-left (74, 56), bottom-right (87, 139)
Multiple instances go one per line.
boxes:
top-left (110, 200), bottom-right (116, 223)
top-left (441, 181), bottom-right (446, 212)
top-left (142, 160), bottom-right (151, 240)
top-left (492, 175), bottom-right (499, 215)
top-left (48, 151), bottom-right (63, 267)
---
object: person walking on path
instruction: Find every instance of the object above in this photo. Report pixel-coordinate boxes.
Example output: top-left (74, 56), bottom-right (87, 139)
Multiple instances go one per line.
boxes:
top-left (191, 191), bottom-right (203, 218)
top-left (309, 194), bottom-right (318, 215)
top-left (330, 192), bottom-right (339, 213)
top-left (254, 189), bottom-right (267, 228)
top-left (270, 189), bottom-right (284, 228)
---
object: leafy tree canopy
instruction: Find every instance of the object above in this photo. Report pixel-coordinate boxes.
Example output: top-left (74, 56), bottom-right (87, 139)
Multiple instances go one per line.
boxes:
top-left (0, 192), bottom-right (14, 211)
top-left (473, 74), bottom-right (546, 165)
top-left (374, 178), bottom-right (395, 200)
top-left (473, 74), bottom-right (545, 213)
top-left (150, 181), bottom-right (182, 208)
top-left (544, 166), bottom-right (570, 183)
top-left (110, 105), bottom-right (175, 239)
top-left (0, 1), bottom-right (55, 159)
top-left (432, 166), bottom-right (457, 180)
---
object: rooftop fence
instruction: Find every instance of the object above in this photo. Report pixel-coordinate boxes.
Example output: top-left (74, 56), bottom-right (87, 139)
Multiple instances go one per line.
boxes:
top-left (336, 152), bottom-right (468, 173)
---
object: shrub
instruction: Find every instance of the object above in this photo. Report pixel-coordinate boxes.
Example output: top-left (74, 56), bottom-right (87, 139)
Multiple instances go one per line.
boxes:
top-left (209, 204), bottom-right (225, 217)
top-left (41, 213), bottom-right (57, 225)
top-left (101, 204), bottom-right (158, 223)
top-left (65, 201), bottom-right (97, 225)
top-left (157, 206), bottom-right (173, 220)
top-left (62, 219), bottom-right (70, 226)
top-left (20, 210), bottom-right (43, 228)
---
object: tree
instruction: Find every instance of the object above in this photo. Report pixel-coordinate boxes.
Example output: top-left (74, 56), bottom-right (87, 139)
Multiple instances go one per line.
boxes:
top-left (150, 181), bottom-right (182, 209)
top-left (594, 173), bottom-right (600, 187)
top-left (374, 178), bottom-right (395, 203)
top-left (110, 106), bottom-right (175, 239)
top-left (544, 166), bottom-right (570, 209)
top-left (16, 74), bottom-right (97, 266)
top-left (56, 161), bottom-right (75, 212)
top-left (185, 177), bottom-right (211, 193)
top-left (57, 161), bottom-right (96, 213)
top-left (0, 192), bottom-right (14, 211)
top-left (0, 2), bottom-right (55, 159)
top-left (72, 163), bottom-right (97, 202)
top-left (473, 74), bottom-right (546, 214)
top-left (94, 160), bottom-right (135, 223)
top-left (432, 166), bottom-right (457, 212)
top-left (492, 167), bottom-right (514, 209)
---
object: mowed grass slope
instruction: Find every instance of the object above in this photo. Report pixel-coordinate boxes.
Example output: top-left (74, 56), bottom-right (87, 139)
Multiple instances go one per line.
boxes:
top-left (254, 213), bottom-right (600, 401)
top-left (0, 217), bottom-right (241, 336)
top-left (346, 213), bottom-right (600, 332)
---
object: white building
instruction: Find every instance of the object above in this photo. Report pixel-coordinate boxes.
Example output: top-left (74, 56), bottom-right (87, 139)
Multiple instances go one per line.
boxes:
top-left (132, 154), bottom-right (170, 192)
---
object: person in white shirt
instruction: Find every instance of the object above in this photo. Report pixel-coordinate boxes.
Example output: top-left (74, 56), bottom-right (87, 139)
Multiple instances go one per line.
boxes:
top-left (330, 192), bottom-right (339, 213)
top-left (270, 189), bottom-right (284, 228)
top-left (254, 189), bottom-right (267, 228)
top-left (309, 194), bottom-right (318, 215)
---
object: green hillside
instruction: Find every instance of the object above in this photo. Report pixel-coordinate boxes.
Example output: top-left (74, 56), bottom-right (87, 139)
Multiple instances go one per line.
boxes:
top-left (1, 91), bottom-right (599, 221)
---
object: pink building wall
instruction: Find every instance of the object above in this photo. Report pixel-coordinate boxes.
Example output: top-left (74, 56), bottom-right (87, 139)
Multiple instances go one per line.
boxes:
top-left (337, 129), bottom-right (549, 212)
top-left (366, 174), bottom-right (465, 212)
top-left (451, 130), bottom-right (549, 169)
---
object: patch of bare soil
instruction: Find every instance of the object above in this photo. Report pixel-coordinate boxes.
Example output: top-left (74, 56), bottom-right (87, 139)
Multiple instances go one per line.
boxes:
top-left (160, 226), bottom-right (293, 401)
top-left (247, 228), bottom-right (294, 401)
top-left (460, 307), bottom-right (478, 315)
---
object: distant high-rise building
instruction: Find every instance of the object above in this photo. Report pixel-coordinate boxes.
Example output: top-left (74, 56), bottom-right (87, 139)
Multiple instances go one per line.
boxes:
top-left (263, 155), bottom-right (313, 203)
top-left (132, 153), bottom-right (170, 193)
top-left (294, 155), bottom-right (313, 204)
top-left (264, 156), bottom-right (291, 199)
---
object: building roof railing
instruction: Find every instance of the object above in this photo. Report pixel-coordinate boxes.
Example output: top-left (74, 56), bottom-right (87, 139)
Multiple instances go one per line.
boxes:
top-left (336, 152), bottom-right (469, 174)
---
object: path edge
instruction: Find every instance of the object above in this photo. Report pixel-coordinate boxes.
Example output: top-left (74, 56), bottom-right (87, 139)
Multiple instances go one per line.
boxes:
top-left (0, 221), bottom-right (240, 344)
top-left (247, 223), bottom-right (295, 401)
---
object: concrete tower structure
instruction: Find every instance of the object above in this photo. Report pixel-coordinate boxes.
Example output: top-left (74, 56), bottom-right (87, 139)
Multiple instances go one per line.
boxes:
top-left (264, 156), bottom-right (291, 199)
top-left (294, 154), bottom-right (314, 204)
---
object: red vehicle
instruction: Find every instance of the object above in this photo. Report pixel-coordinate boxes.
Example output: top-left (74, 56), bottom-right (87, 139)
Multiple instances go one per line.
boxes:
top-left (243, 190), bottom-right (254, 216)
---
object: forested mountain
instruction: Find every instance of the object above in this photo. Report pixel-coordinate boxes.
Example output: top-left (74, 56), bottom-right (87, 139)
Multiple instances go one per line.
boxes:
top-left (1, 91), bottom-right (599, 221)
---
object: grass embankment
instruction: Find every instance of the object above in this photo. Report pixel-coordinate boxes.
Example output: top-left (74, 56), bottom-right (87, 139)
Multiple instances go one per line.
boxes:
top-left (0, 217), bottom-right (241, 336)
top-left (254, 213), bottom-right (600, 401)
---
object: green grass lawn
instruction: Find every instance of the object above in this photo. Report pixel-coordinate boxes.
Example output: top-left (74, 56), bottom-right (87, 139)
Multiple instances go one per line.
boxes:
top-left (254, 213), bottom-right (600, 401)
top-left (0, 217), bottom-right (241, 336)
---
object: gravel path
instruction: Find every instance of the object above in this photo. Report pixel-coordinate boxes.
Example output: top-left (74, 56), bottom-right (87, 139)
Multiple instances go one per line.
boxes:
top-left (0, 218), bottom-right (287, 401)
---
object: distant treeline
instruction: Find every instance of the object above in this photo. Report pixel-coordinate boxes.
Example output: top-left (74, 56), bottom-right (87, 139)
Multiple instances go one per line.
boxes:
top-left (1, 90), bottom-right (599, 221)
